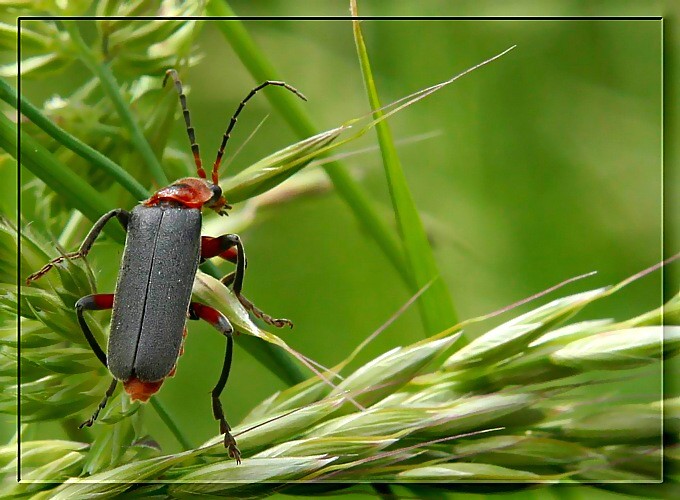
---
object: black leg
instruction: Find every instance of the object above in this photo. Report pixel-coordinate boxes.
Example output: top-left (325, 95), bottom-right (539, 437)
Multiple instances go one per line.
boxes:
top-left (75, 293), bottom-right (118, 427)
top-left (75, 294), bottom-right (114, 367)
top-left (189, 301), bottom-right (241, 463)
top-left (79, 379), bottom-right (118, 429)
top-left (26, 209), bottom-right (129, 284)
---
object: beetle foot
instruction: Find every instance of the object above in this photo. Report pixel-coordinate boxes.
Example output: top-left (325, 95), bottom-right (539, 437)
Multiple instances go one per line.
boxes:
top-left (26, 251), bottom-right (84, 285)
top-left (236, 294), bottom-right (293, 329)
top-left (225, 434), bottom-right (242, 464)
top-left (78, 419), bottom-right (94, 429)
top-left (271, 317), bottom-right (294, 329)
top-left (79, 403), bottom-right (104, 428)
top-left (78, 414), bottom-right (97, 429)
top-left (78, 379), bottom-right (117, 429)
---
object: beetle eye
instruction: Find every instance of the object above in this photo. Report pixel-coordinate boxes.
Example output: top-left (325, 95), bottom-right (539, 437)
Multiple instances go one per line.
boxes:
top-left (209, 184), bottom-right (222, 203)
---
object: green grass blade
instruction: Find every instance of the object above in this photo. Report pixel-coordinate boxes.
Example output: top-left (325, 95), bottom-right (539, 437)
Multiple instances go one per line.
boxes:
top-left (61, 21), bottom-right (169, 187)
top-left (398, 462), bottom-right (543, 481)
top-left (149, 398), bottom-right (193, 450)
top-left (206, 0), bottom-right (410, 286)
top-left (350, 2), bottom-right (457, 335)
top-left (0, 77), bottom-right (149, 201)
top-left (222, 126), bottom-right (344, 203)
top-left (443, 288), bottom-right (607, 370)
top-left (0, 113), bottom-right (125, 243)
top-left (167, 456), bottom-right (337, 496)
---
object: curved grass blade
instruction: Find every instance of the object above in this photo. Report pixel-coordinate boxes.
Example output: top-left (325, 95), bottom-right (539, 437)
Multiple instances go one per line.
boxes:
top-left (398, 462), bottom-right (543, 481)
top-left (167, 456), bottom-right (337, 497)
top-left (550, 326), bottom-right (679, 370)
top-left (0, 77), bottom-right (149, 201)
top-left (443, 288), bottom-right (608, 370)
top-left (222, 126), bottom-right (345, 203)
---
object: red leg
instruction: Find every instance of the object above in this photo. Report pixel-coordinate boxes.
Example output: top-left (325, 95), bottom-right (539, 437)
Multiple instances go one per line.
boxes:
top-left (201, 235), bottom-right (238, 263)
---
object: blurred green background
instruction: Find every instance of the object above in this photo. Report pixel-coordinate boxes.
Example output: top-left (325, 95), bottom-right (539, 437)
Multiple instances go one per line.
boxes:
top-left (4, 4), bottom-right (670, 494)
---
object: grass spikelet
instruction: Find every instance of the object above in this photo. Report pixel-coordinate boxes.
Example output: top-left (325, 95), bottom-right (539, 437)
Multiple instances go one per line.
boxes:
top-left (5, 257), bottom-right (675, 493)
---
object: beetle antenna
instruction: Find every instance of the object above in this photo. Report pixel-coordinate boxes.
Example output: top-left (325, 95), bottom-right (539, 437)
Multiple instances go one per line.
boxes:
top-left (211, 81), bottom-right (307, 186)
top-left (164, 69), bottom-right (207, 179)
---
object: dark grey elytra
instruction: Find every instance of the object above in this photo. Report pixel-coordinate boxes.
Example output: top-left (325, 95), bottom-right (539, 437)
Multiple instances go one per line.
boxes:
top-left (107, 205), bottom-right (201, 382)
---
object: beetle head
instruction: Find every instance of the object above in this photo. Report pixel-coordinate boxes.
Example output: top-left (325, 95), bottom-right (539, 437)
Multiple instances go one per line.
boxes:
top-left (206, 182), bottom-right (232, 216)
top-left (144, 177), bottom-right (231, 215)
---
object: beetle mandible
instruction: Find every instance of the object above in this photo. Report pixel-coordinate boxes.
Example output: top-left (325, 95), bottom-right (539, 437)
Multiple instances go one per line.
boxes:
top-left (25, 69), bottom-right (306, 463)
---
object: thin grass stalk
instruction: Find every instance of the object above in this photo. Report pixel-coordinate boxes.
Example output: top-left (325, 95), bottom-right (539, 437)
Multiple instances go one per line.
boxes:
top-left (1, 112), bottom-right (126, 242)
top-left (149, 398), bottom-right (192, 451)
top-left (0, 78), bottom-right (149, 201)
top-left (351, 0), bottom-right (458, 335)
top-left (60, 21), bottom-right (169, 187)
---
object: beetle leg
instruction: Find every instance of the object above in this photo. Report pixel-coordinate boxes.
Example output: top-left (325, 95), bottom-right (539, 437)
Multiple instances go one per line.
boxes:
top-left (189, 302), bottom-right (241, 464)
top-left (79, 379), bottom-right (118, 429)
top-left (26, 209), bottom-right (130, 285)
top-left (200, 235), bottom-right (239, 264)
top-left (75, 293), bottom-right (118, 428)
top-left (75, 294), bottom-right (114, 367)
top-left (219, 271), bottom-right (292, 328)
top-left (200, 235), bottom-right (293, 328)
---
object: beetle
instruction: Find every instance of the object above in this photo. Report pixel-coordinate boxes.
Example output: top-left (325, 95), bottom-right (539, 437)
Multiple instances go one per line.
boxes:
top-left (25, 69), bottom-right (306, 463)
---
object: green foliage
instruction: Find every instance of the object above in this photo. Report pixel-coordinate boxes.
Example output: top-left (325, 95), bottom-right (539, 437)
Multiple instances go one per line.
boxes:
top-left (0, 1), bottom-right (670, 498)
top-left (3, 269), bottom-right (677, 495)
